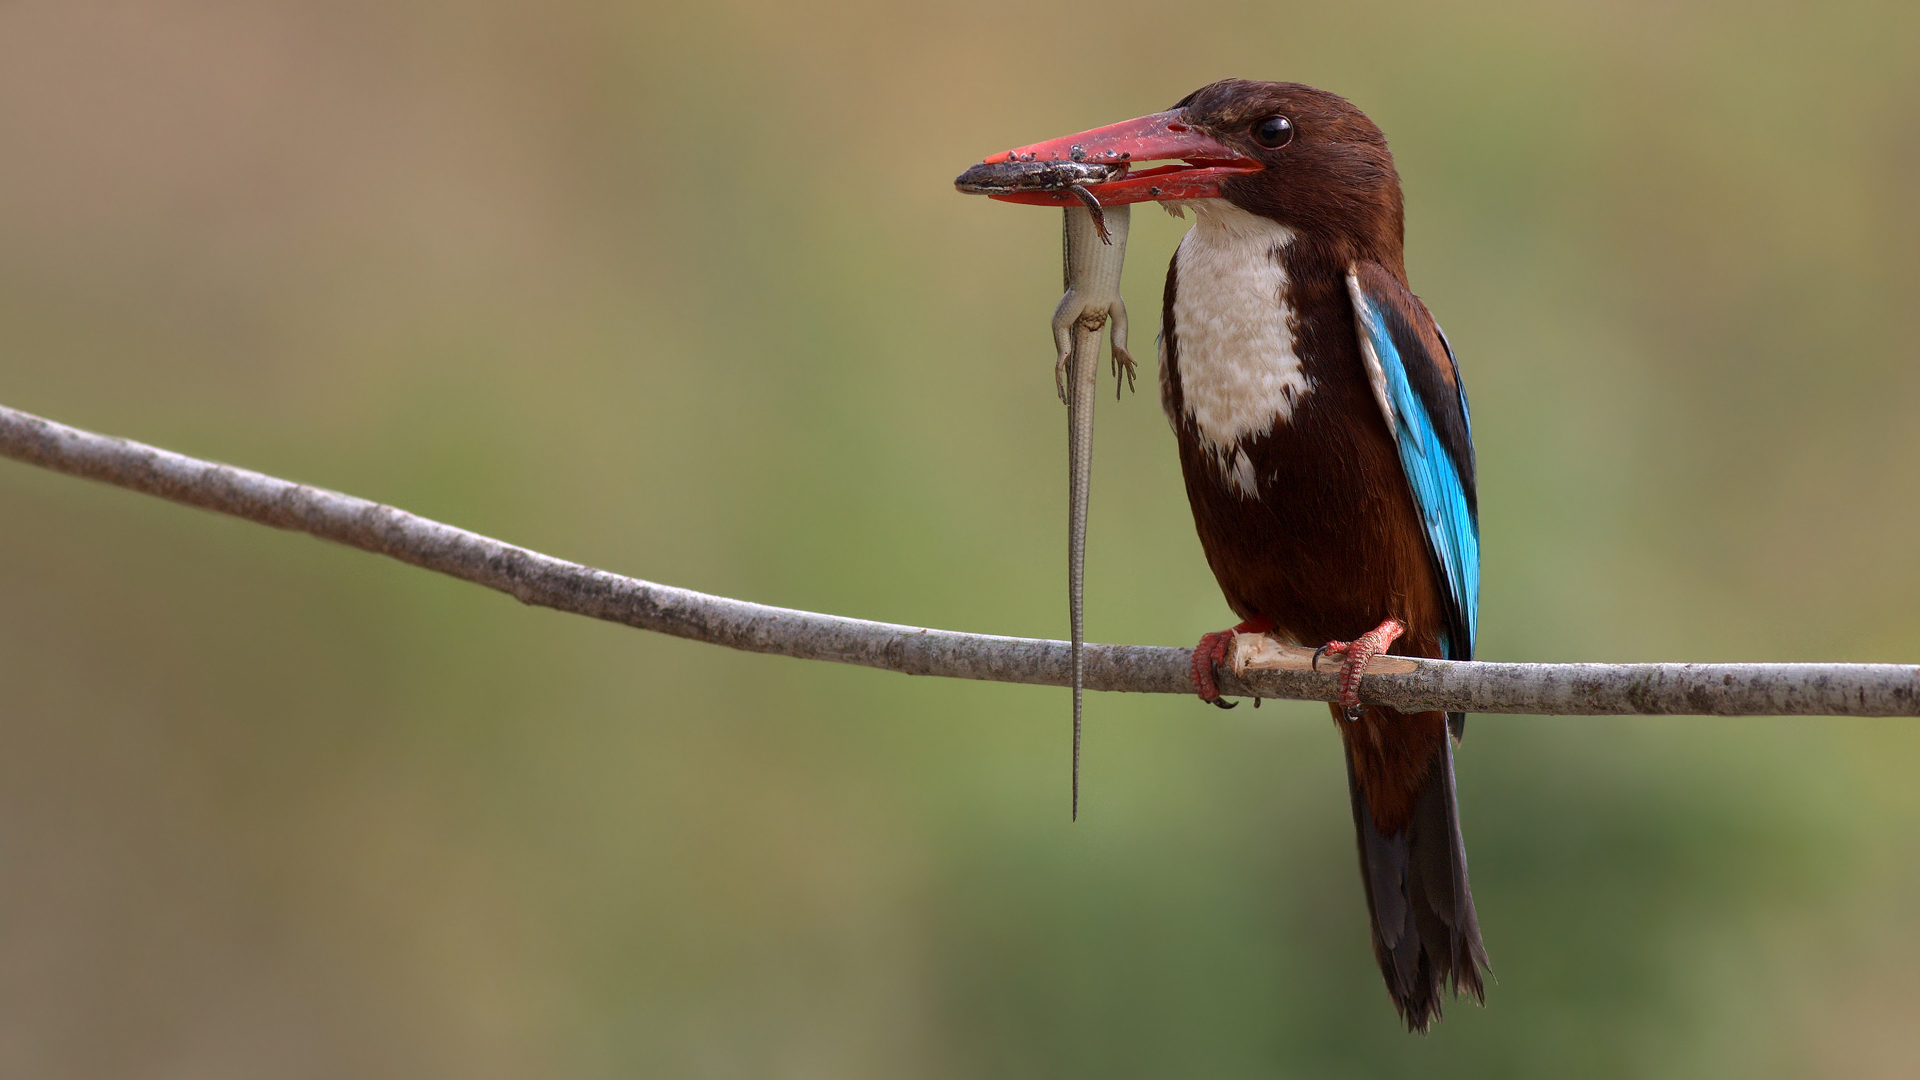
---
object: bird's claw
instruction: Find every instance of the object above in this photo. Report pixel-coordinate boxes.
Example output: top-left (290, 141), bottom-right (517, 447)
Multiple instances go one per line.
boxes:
top-left (1190, 628), bottom-right (1236, 706)
top-left (1190, 617), bottom-right (1277, 708)
top-left (1313, 641), bottom-right (1365, 719)
top-left (1315, 617), bottom-right (1406, 716)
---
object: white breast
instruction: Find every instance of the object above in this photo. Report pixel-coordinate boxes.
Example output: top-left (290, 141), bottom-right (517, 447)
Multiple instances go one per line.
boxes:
top-left (1163, 201), bottom-right (1311, 497)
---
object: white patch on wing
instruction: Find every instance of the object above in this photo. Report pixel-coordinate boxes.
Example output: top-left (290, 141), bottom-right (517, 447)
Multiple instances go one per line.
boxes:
top-left (1168, 200), bottom-right (1312, 497)
top-left (1345, 269), bottom-right (1397, 436)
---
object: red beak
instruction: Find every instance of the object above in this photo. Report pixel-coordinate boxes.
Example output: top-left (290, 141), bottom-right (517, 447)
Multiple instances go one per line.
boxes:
top-left (981, 109), bottom-right (1260, 206)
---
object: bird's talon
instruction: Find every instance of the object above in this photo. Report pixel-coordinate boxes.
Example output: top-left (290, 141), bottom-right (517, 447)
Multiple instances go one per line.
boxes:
top-left (1189, 628), bottom-right (1238, 705)
top-left (1318, 618), bottom-right (1404, 720)
top-left (1212, 697), bottom-right (1238, 710)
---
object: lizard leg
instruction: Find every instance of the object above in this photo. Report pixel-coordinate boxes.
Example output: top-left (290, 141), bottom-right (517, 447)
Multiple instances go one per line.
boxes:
top-left (1050, 293), bottom-right (1078, 403)
top-left (1107, 299), bottom-right (1137, 396)
top-left (1066, 184), bottom-right (1111, 244)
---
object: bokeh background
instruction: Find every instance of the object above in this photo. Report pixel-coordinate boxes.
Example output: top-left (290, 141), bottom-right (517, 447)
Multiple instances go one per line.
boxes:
top-left (3, 0), bottom-right (1917, 1075)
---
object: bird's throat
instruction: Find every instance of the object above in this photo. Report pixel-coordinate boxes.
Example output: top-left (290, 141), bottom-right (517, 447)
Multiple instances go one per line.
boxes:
top-left (1165, 201), bottom-right (1312, 497)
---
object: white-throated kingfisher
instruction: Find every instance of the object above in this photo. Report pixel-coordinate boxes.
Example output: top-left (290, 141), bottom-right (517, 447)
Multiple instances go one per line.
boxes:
top-left (985, 79), bottom-right (1488, 1031)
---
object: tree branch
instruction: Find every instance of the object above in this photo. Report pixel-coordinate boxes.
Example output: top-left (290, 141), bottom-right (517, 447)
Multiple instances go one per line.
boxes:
top-left (3, 402), bottom-right (1914, 717)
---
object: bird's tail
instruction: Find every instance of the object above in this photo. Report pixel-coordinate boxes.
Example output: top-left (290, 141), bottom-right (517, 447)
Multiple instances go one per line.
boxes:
top-left (1340, 706), bottom-right (1489, 1032)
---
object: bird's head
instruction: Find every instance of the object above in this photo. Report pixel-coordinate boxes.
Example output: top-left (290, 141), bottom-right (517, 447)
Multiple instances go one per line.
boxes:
top-left (983, 79), bottom-right (1404, 260)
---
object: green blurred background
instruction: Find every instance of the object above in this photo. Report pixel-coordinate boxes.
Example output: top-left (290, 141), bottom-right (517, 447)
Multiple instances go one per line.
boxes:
top-left (2, 0), bottom-right (1917, 1075)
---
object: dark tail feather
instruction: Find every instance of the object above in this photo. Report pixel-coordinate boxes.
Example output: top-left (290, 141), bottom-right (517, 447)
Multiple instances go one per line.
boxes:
top-left (1343, 727), bottom-right (1489, 1032)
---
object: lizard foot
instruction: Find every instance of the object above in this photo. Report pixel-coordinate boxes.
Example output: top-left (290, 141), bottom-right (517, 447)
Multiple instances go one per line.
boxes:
top-left (1111, 342), bottom-right (1137, 396)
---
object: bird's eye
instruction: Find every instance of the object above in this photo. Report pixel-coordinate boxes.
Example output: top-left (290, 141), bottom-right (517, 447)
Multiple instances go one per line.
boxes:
top-left (1251, 115), bottom-right (1294, 149)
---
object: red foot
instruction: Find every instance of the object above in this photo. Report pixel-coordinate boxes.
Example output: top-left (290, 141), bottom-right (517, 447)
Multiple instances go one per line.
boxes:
top-left (1191, 615), bottom-right (1275, 708)
top-left (1312, 617), bottom-right (1406, 716)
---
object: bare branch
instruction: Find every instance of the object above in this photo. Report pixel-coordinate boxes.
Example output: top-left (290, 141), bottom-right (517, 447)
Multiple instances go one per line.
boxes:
top-left (3, 402), bottom-right (1915, 717)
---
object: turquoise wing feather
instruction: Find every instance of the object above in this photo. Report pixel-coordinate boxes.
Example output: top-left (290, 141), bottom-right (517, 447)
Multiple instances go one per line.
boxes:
top-left (1346, 265), bottom-right (1479, 662)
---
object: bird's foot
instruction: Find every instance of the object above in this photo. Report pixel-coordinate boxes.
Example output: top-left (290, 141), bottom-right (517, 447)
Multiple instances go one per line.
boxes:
top-left (1311, 617), bottom-right (1406, 720)
top-left (1190, 616), bottom-right (1276, 708)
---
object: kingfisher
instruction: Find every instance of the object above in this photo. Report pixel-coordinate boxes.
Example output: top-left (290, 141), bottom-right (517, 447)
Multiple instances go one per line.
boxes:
top-left (984, 80), bottom-right (1488, 1030)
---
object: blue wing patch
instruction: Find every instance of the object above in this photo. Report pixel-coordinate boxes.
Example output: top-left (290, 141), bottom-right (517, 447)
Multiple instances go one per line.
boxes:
top-left (1346, 268), bottom-right (1479, 661)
